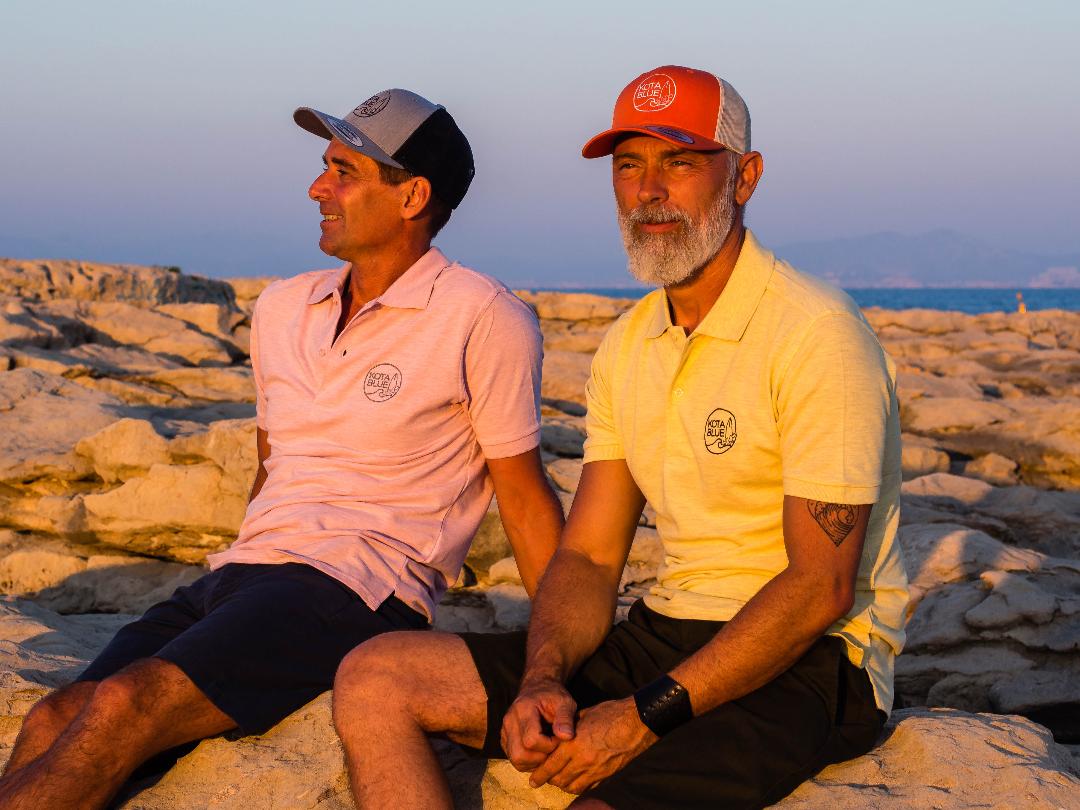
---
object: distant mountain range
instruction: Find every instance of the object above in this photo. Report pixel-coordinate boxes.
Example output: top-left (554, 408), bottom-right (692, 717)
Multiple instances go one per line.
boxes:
top-left (777, 230), bottom-right (1080, 288)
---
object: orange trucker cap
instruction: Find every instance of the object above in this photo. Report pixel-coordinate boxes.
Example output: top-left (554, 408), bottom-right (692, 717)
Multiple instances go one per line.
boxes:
top-left (582, 66), bottom-right (750, 159)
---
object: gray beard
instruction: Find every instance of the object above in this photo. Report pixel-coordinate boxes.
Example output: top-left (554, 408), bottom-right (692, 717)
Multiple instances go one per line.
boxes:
top-left (617, 172), bottom-right (737, 287)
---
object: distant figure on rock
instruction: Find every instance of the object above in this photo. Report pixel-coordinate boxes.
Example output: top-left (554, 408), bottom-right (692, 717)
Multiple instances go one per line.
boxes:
top-left (0, 89), bottom-right (563, 809)
top-left (334, 66), bottom-right (909, 809)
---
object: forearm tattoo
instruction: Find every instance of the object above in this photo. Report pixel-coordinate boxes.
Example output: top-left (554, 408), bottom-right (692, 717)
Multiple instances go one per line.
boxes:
top-left (806, 501), bottom-right (860, 546)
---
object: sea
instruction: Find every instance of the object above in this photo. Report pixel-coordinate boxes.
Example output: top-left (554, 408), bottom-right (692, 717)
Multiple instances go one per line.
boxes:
top-left (528, 288), bottom-right (1080, 314)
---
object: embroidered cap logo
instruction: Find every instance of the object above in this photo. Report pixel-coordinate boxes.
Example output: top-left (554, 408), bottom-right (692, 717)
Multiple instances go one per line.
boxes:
top-left (352, 92), bottom-right (391, 118)
top-left (633, 74), bottom-right (677, 112)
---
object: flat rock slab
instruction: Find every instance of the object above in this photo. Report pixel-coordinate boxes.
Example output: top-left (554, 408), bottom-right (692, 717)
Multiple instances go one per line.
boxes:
top-left (113, 700), bottom-right (1080, 809)
top-left (0, 259), bottom-right (236, 307)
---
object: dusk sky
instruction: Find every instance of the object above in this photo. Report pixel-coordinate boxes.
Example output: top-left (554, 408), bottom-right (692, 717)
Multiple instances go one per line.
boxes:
top-left (3, 1), bottom-right (1078, 287)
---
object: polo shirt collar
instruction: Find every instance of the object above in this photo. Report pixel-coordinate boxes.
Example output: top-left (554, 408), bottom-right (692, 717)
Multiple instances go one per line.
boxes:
top-left (305, 247), bottom-right (451, 310)
top-left (644, 228), bottom-right (775, 342)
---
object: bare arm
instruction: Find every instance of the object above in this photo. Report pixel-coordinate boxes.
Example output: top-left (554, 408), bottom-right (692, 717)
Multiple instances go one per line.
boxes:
top-left (527, 494), bottom-right (872, 793)
top-left (485, 448), bottom-right (565, 597)
top-left (666, 496), bottom-right (869, 712)
top-left (522, 459), bottom-right (644, 683)
top-left (500, 459), bottom-right (644, 769)
top-left (248, 427), bottom-right (270, 503)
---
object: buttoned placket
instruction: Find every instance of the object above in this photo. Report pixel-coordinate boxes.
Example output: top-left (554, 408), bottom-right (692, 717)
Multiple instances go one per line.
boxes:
top-left (656, 327), bottom-right (697, 509)
top-left (316, 290), bottom-right (380, 385)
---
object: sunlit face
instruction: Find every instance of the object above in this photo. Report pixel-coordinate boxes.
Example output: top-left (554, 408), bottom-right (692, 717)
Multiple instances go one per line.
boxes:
top-left (612, 135), bottom-right (738, 287)
top-left (307, 139), bottom-right (404, 261)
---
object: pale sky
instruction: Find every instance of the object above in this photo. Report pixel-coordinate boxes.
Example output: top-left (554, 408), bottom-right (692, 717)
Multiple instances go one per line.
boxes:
top-left (2, 0), bottom-right (1078, 286)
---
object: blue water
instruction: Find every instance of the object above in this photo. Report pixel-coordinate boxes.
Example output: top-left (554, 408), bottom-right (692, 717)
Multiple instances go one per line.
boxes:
top-left (531, 288), bottom-right (1080, 314)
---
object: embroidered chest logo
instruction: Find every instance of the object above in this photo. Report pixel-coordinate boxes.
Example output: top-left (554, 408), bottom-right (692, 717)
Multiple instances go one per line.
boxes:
top-left (704, 408), bottom-right (737, 455)
top-left (364, 363), bottom-right (402, 402)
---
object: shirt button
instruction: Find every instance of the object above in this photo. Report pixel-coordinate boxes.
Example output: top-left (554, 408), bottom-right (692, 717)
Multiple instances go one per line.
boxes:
top-left (342, 349), bottom-right (347, 356)
top-left (674, 388), bottom-right (684, 398)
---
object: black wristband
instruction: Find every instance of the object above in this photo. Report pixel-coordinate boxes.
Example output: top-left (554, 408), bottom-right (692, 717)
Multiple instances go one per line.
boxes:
top-left (633, 674), bottom-right (693, 737)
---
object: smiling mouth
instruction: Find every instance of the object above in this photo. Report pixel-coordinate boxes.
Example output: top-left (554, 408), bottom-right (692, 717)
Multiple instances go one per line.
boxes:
top-left (322, 214), bottom-right (342, 222)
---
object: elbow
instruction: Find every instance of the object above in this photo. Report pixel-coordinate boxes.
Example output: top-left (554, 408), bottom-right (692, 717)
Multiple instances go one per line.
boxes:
top-left (824, 580), bottom-right (856, 626)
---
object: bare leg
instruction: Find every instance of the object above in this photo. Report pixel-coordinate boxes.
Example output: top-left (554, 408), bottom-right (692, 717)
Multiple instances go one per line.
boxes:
top-left (0, 657), bottom-right (235, 810)
top-left (333, 631), bottom-right (488, 810)
top-left (3, 681), bottom-right (98, 776)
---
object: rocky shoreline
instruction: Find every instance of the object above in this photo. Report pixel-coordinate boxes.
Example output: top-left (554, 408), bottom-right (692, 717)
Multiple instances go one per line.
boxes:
top-left (1, 258), bottom-right (1078, 806)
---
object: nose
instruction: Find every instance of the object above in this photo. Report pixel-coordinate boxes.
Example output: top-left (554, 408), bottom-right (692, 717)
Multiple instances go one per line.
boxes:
top-left (637, 164), bottom-right (668, 206)
top-left (309, 169), bottom-right (331, 202)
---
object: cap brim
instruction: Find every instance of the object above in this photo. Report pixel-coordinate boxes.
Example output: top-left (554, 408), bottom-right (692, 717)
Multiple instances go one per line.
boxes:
top-left (293, 107), bottom-right (405, 169)
top-left (581, 126), bottom-right (732, 159)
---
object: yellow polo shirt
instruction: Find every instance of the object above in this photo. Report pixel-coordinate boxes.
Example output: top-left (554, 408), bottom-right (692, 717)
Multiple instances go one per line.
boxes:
top-left (583, 230), bottom-right (909, 713)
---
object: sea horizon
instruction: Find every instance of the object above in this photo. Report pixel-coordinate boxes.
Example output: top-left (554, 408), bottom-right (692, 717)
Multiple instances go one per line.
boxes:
top-left (525, 287), bottom-right (1080, 315)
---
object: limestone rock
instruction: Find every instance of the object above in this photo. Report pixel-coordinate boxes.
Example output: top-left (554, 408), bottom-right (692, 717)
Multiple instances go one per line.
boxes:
top-left (963, 451), bottom-right (1020, 486)
top-left (0, 300), bottom-right (63, 348)
top-left (536, 320), bottom-right (612, 354)
top-left (223, 276), bottom-right (278, 315)
top-left (902, 396), bottom-right (1014, 433)
top-left (0, 531), bottom-right (202, 614)
top-left (137, 367), bottom-right (255, 402)
top-left (106, 703), bottom-right (1080, 810)
top-left (540, 414), bottom-right (586, 458)
top-left (82, 463), bottom-right (243, 562)
top-left (36, 300), bottom-right (233, 367)
top-left (466, 501), bottom-right (513, 579)
top-left (901, 473), bottom-right (1080, 558)
top-left (516, 291), bottom-right (634, 322)
top-left (901, 442), bottom-right (950, 480)
top-left (539, 350), bottom-right (592, 408)
top-left (75, 418), bottom-right (172, 484)
top-left (545, 457), bottom-right (582, 493)
top-left (779, 709), bottom-right (1080, 808)
top-left (0, 259), bottom-right (236, 307)
top-left (0, 369), bottom-right (125, 485)
top-left (897, 521), bottom-right (1080, 739)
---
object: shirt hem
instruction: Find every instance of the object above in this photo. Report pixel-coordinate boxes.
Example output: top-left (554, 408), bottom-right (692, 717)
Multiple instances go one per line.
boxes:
top-left (479, 428), bottom-right (541, 459)
top-left (782, 478), bottom-right (882, 504)
top-left (582, 444), bottom-right (626, 463)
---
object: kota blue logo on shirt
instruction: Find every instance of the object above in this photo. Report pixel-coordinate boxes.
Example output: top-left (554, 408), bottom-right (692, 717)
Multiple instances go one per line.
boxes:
top-left (704, 408), bottom-right (737, 454)
top-left (364, 363), bottom-right (402, 402)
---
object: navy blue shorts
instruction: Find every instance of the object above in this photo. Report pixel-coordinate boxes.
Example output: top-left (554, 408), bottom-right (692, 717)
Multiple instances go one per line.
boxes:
top-left (78, 562), bottom-right (428, 735)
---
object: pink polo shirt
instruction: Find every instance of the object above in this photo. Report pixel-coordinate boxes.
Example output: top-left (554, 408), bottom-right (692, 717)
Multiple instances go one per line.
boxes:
top-left (207, 248), bottom-right (542, 621)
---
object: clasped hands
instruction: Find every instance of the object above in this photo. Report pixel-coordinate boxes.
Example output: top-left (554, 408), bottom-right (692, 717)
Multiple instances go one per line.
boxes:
top-left (499, 678), bottom-right (658, 795)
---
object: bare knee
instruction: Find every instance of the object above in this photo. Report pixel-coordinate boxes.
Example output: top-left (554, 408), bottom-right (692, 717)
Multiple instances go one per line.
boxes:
top-left (333, 632), bottom-right (439, 736)
top-left (21, 681), bottom-right (97, 736)
top-left (85, 658), bottom-right (193, 728)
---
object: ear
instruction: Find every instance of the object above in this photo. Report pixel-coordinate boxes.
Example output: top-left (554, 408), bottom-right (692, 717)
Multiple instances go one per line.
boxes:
top-left (399, 176), bottom-right (434, 223)
top-left (734, 151), bottom-right (763, 206)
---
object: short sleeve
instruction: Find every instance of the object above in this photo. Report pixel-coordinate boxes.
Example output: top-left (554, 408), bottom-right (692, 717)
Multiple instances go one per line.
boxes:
top-left (583, 319), bottom-right (626, 463)
top-left (464, 291), bottom-right (543, 459)
top-left (777, 312), bottom-right (893, 504)
top-left (249, 296), bottom-right (268, 430)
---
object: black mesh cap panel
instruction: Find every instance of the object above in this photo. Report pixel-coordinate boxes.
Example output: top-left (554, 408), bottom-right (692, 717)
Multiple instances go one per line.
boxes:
top-left (392, 107), bottom-right (475, 209)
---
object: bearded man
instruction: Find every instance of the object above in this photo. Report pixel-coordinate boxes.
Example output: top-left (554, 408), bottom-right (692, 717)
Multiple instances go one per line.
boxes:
top-left (331, 66), bottom-right (909, 809)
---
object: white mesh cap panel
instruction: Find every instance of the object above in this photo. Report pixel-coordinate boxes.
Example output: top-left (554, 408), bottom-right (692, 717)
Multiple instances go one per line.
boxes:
top-left (713, 76), bottom-right (751, 154)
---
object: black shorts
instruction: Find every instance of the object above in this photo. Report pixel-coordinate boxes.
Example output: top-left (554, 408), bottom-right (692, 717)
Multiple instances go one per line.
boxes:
top-left (461, 600), bottom-right (885, 810)
top-left (78, 562), bottom-right (428, 735)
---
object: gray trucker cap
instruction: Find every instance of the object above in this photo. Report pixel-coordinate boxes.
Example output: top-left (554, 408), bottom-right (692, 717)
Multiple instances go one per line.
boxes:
top-left (294, 89), bottom-right (475, 209)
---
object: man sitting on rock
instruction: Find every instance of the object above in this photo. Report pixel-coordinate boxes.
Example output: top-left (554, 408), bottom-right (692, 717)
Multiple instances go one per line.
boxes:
top-left (331, 66), bottom-right (909, 809)
top-left (0, 88), bottom-right (563, 809)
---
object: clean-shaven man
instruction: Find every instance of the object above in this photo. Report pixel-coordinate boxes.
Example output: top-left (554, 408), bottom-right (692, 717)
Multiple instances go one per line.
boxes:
top-left (0, 88), bottom-right (563, 809)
